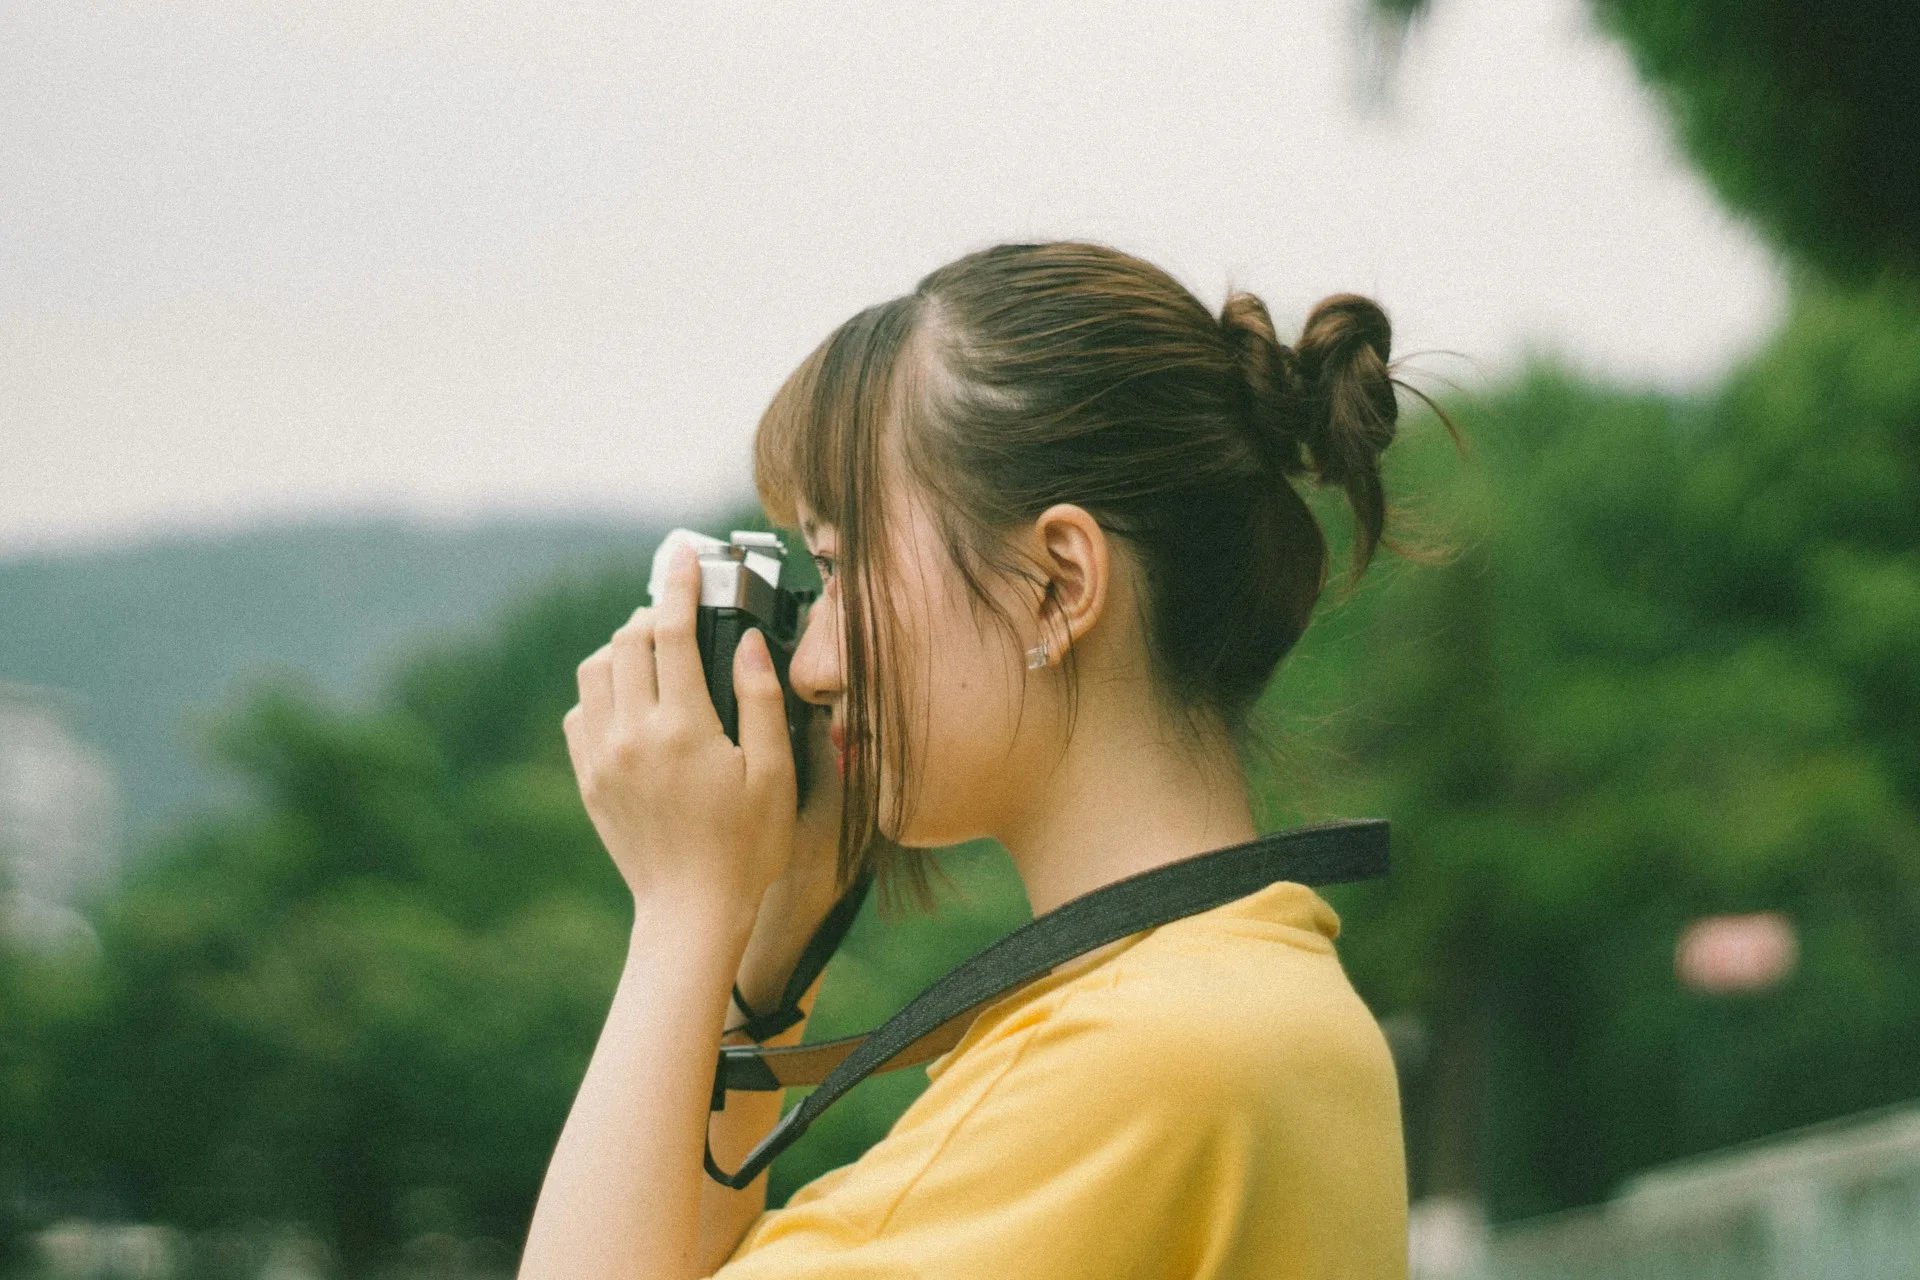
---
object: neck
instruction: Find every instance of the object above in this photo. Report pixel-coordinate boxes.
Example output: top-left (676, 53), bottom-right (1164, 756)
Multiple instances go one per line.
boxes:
top-left (995, 703), bottom-right (1257, 917)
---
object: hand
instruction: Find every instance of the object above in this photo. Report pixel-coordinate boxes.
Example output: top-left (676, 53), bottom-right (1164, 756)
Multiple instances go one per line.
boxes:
top-left (732, 704), bottom-right (850, 1021)
top-left (563, 545), bottom-right (797, 922)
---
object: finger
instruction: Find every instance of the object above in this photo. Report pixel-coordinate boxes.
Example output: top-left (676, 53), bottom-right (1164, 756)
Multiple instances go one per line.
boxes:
top-left (576, 644), bottom-right (615, 745)
top-left (735, 628), bottom-right (797, 806)
top-left (609, 608), bottom-right (659, 737)
top-left (653, 544), bottom-right (719, 731)
top-left (562, 704), bottom-right (589, 780)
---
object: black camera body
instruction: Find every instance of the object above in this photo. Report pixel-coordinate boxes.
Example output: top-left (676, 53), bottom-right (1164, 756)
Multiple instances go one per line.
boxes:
top-left (680, 531), bottom-right (816, 808)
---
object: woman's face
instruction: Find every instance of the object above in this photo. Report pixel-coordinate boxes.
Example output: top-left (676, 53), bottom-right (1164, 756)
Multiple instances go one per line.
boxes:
top-left (788, 481), bottom-right (1052, 848)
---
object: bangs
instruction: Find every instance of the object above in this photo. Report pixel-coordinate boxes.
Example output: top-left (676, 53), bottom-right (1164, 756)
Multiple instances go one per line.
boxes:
top-left (754, 296), bottom-right (923, 532)
top-left (752, 291), bottom-right (946, 913)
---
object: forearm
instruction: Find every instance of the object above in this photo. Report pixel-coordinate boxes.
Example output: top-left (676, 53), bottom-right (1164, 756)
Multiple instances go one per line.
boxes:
top-left (694, 976), bottom-right (823, 1273)
top-left (519, 899), bottom-right (753, 1280)
top-left (693, 861), bottom-right (843, 1272)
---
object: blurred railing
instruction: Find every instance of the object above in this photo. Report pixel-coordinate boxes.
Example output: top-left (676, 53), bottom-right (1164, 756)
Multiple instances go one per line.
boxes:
top-left (1414, 1100), bottom-right (1920, 1280)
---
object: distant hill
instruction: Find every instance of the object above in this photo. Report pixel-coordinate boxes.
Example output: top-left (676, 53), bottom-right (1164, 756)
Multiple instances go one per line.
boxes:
top-left (0, 517), bottom-right (689, 850)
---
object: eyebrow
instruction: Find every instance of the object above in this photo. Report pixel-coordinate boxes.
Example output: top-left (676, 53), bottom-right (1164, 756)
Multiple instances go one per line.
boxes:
top-left (800, 516), bottom-right (818, 538)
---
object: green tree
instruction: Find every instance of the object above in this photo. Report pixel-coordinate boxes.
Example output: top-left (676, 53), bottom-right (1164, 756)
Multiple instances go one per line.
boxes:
top-left (1373, 0), bottom-right (1920, 284)
top-left (44, 561), bottom-right (653, 1270)
top-left (1289, 282), bottom-right (1920, 1218)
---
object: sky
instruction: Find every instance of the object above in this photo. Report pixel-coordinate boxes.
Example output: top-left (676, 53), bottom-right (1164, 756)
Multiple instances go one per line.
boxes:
top-left (2, 0), bottom-right (1788, 558)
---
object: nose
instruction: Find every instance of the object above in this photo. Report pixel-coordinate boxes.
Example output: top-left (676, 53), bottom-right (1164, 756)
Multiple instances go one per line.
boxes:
top-left (787, 588), bottom-right (843, 707)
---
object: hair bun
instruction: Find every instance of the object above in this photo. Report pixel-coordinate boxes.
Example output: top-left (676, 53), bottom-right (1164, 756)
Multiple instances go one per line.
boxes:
top-left (1220, 289), bottom-right (1399, 574)
top-left (1218, 291), bottom-right (1310, 476)
top-left (1293, 293), bottom-right (1397, 483)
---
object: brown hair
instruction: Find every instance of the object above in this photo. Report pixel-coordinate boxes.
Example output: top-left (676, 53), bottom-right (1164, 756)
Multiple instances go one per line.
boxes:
top-left (756, 241), bottom-right (1442, 905)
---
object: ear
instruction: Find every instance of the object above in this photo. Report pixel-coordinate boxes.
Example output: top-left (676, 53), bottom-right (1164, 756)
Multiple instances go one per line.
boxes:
top-left (1028, 503), bottom-right (1111, 657)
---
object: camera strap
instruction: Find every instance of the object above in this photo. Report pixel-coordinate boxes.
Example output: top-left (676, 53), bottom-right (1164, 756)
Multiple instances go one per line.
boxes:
top-left (704, 817), bottom-right (1389, 1189)
top-left (728, 865), bottom-right (875, 1042)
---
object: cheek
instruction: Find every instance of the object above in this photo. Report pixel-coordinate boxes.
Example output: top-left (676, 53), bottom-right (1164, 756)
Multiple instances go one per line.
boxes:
top-left (883, 603), bottom-right (1029, 842)
top-left (919, 581), bottom-right (1016, 737)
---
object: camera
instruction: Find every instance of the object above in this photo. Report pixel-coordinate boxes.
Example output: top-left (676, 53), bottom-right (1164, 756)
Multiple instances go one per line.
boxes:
top-left (649, 529), bottom-right (817, 808)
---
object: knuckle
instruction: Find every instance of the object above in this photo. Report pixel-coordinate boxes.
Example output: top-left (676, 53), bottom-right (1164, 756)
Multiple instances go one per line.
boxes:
top-left (596, 737), bottom-right (633, 774)
top-left (608, 732), bottom-right (645, 770)
top-left (653, 716), bottom-right (699, 753)
top-left (655, 614), bottom-right (696, 644)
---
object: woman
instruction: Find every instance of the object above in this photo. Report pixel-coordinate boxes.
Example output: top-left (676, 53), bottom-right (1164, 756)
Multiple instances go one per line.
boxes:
top-left (519, 242), bottom-right (1428, 1279)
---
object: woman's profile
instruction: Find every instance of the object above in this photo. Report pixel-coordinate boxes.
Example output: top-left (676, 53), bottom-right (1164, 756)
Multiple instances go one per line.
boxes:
top-left (518, 241), bottom-right (1432, 1279)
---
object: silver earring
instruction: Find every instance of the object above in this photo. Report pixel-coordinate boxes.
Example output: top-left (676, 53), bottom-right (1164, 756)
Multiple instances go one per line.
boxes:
top-left (1025, 643), bottom-right (1050, 670)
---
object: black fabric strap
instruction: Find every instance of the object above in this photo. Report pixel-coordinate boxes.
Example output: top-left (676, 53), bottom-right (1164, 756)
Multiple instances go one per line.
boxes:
top-left (726, 868), bottom-right (873, 1042)
top-left (728, 984), bottom-right (801, 1042)
top-left (703, 818), bottom-right (1389, 1189)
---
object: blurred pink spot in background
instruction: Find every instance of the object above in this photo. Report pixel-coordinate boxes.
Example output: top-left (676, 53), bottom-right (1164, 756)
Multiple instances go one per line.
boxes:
top-left (1675, 911), bottom-right (1798, 994)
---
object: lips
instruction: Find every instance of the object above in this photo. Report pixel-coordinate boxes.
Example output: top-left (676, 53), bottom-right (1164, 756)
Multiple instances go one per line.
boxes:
top-left (829, 722), bottom-right (847, 778)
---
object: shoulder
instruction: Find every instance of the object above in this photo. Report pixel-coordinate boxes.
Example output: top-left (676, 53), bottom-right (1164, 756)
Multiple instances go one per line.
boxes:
top-left (918, 891), bottom-right (1397, 1141)
top-left (1043, 914), bottom-right (1395, 1112)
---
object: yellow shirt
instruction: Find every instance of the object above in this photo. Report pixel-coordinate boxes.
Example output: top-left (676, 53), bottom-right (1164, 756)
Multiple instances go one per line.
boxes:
top-left (715, 881), bottom-right (1407, 1279)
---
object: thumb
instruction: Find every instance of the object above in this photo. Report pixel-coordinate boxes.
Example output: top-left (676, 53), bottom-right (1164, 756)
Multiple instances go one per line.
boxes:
top-left (734, 628), bottom-right (797, 805)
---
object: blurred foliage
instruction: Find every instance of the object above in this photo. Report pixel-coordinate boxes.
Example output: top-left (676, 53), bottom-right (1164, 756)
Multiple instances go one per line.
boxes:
top-left (1373, 0), bottom-right (1920, 285)
top-left (1296, 277), bottom-right (1920, 1218)
top-left (6, 565), bottom-right (654, 1274)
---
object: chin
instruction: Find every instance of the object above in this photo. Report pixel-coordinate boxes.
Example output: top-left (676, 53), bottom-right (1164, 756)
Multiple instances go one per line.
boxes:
top-left (875, 764), bottom-right (996, 849)
top-left (877, 800), bottom-right (986, 850)
top-left (874, 807), bottom-right (932, 849)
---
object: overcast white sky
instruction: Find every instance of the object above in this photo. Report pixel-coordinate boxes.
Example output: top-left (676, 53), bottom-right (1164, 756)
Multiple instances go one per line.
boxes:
top-left (3, 0), bottom-right (1787, 557)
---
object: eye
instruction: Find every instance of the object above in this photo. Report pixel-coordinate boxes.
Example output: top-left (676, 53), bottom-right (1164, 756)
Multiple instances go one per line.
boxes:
top-left (811, 553), bottom-right (838, 583)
